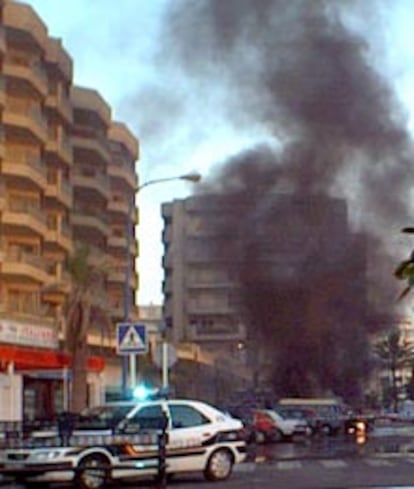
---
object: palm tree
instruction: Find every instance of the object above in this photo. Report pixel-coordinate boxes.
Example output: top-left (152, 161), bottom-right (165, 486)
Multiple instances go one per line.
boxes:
top-left (394, 250), bottom-right (414, 300)
top-left (65, 245), bottom-right (110, 413)
top-left (374, 329), bottom-right (414, 412)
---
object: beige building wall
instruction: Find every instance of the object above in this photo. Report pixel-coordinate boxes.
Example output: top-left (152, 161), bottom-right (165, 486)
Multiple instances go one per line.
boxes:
top-left (0, 0), bottom-right (139, 418)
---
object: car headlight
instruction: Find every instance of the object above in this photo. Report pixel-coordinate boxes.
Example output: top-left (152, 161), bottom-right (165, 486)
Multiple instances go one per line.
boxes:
top-left (30, 450), bottom-right (65, 461)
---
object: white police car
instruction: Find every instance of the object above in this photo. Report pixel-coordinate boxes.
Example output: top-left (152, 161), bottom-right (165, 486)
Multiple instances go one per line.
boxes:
top-left (0, 399), bottom-right (247, 489)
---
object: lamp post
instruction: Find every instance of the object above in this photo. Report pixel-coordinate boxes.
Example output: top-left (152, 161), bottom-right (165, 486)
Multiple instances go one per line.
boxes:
top-left (122, 171), bottom-right (201, 397)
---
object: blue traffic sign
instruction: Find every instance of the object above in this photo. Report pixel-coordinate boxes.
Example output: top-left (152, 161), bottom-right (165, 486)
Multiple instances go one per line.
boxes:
top-left (116, 323), bottom-right (148, 355)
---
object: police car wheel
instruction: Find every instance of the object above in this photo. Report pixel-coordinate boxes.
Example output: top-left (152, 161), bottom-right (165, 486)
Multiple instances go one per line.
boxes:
top-left (76, 453), bottom-right (110, 489)
top-left (204, 448), bottom-right (234, 481)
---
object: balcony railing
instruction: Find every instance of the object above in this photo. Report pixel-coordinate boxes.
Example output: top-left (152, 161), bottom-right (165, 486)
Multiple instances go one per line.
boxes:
top-left (4, 247), bottom-right (49, 272)
top-left (8, 200), bottom-right (47, 225)
top-left (5, 149), bottom-right (47, 180)
top-left (5, 98), bottom-right (48, 137)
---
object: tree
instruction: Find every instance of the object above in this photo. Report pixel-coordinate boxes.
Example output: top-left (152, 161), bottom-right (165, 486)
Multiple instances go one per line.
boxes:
top-left (66, 245), bottom-right (110, 413)
top-left (374, 329), bottom-right (414, 412)
top-left (394, 250), bottom-right (414, 300)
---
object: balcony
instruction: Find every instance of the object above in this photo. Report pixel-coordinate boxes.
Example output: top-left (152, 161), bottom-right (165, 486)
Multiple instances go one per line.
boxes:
top-left (0, 303), bottom-right (58, 333)
top-left (45, 177), bottom-right (73, 208)
top-left (4, 98), bottom-right (48, 142)
top-left (45, 130), bottom-right (73, 165)
top-left (162, 251), bottom-right (173, 269)
top-left (108, 235), bottom-right (138, 255)
top-left (0, 190), bottom-right (6, 212)
top-left (162, 227), bottom-right (173, 244)
top-left (108, 161), bottom-right (137, 190)
top-left (1, 248), bottom-right (51, 284)
top-left (3, 200), bottom-right (48, 237)
top-left (163, 277), bottom-right (173, 294)
top-left (46, 38), bottom-right (73, 82)
top-left (3, 149), bottom-right (47, 189)
top-left (108, 265), bottom-right (138, 290)
top-left (108, 265), bottom-right (125, 284)
top-left (0, 76), bottom-right (5, 109)
top-left (186, 275), bottom-right (235, 289)
top-left (0, 126), bottom-right (4, 159)
top-left (71, 86), bottom-right (111, 126)
top-left (0, 26), bottom-right (6, 55)
top-left (72, 126), bottom-right (111, 163)
top-left (107, 198), bottom-right (129, 215)
top-left (4, 56), bottom-right (48, 96)
top-left (44, 220), bottom-right (73, 252)
top-left (72, 169), bottom-right (110, 200)
top-left (161, 202), bottom-right (173, 219)
top-left (45, 91), bottom-right (73, 124)
top-left (4, 2), bottom-right (49, 51)
top-left (187, 300), bottom-right (237, 316)
top-left (109, 122), bottom-right (139, 158)
top-left (188, 320), bottom-right (245, 342)
top-left (71, 213), bottom-right (110, 238)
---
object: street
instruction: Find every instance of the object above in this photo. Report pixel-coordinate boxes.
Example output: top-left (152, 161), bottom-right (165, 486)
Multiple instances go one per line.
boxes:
top-left (3, 424), bottom-right (414, 489)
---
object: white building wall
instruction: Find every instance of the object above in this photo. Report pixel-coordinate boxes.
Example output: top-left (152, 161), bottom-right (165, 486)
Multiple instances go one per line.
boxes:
top-left (0, 371), bottom-right (22, 421)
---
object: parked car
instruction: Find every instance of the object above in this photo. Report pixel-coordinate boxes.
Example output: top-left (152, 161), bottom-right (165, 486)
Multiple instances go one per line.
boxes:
top-left (276, 398), bottom-right (346, 435)
top-left (275, 406), bottom-right (321, 434)
top-left (251, 409), bottom-right (311, 443)
top-left (225, 405), bottom-right (257, 444)
top-left (0, 399), bottom-right (247, 489)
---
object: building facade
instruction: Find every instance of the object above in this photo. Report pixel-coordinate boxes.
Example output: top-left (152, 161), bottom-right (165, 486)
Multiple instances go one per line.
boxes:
top-left (161, 193), bottom-right (368, 402)
top-left (161, 196), bottom-right (250, 396)
top-left (0, 1), bottom-right (139, 420)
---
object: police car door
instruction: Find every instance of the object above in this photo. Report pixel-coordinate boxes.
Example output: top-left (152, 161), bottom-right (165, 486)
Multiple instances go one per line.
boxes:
top-left (122, 402), bottom-right (165, 473)
top-left (166, 402), bottom-right (212, 473)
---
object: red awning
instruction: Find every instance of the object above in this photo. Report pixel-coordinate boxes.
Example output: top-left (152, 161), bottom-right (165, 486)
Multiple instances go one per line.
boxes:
top-left (0, 345), bottom-right (105, 372)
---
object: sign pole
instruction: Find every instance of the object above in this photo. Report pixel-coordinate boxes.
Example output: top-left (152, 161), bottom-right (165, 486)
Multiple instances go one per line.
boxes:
top-left (129, 353), bottom-right (136, 390)
top-left (162, 341), bottom-right (168, 390)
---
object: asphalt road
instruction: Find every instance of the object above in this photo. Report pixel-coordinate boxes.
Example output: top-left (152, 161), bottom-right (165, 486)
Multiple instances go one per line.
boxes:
top-left (4, 424), bottom-right (414, 489)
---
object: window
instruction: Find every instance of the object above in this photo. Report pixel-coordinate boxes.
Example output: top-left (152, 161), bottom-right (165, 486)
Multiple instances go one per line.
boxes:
top-left (129, 404), bottom-right (165, 430)
top-left (169, 404), bottom-right (209, 429)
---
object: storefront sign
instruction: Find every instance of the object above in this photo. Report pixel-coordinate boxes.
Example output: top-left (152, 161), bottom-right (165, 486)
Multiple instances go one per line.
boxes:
top-left (0, 320), bottom-right (58, 349)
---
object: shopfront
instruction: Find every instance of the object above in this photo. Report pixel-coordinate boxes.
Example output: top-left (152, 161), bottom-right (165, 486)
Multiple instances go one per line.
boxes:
top-left (0, 319), bottom-right (105, 421)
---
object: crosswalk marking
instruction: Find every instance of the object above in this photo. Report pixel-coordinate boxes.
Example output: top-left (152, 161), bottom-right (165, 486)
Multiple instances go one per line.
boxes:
top-left (365, 458), bottom-right (394, 467)
top-left (276, 461), bottom-right (303, 470)
top-left (269, 457), bottom-right (408, 471)
top-left (256, 456), bottom-right (414, 472)
top-left (319, 459), bottom-right (348, 468)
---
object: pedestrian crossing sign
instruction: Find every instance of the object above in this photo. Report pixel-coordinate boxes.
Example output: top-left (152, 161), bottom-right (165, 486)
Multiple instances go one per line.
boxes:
top-left (116, 323), bottom-right (148, 355)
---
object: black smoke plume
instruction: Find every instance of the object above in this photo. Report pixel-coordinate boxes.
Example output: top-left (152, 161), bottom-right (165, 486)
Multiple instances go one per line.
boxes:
top-left (161, 0), bottom-right (413, 402)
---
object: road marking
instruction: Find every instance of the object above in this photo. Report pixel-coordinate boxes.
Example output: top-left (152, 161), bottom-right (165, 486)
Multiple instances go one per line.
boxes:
top-left (319, 459), bottom-right (348, 468)
top-left (365, 458), bottom-right (394, 467)
top-left (276, 461), bottom-right (303, 470)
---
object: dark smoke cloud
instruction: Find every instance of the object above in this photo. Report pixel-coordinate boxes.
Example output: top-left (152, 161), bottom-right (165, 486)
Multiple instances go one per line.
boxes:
top-left (161, 0), bottom-right (413, 401)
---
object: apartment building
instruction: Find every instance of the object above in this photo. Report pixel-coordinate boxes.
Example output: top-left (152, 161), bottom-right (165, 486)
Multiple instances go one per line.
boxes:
top-left (0, 1), bottom-right (139, 420)
top-left (161, 193), bottom-right (368, 401)
top-left (161, 196), bottom-right (248, 374)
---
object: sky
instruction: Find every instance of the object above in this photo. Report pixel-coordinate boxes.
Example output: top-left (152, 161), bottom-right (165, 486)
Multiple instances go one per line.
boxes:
top-left (23, 0), bottom-right (414, 306)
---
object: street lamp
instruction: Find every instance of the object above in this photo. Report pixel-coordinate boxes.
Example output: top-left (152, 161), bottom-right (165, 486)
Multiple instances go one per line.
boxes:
top-left (122, 171), bottom-right (202, 396)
